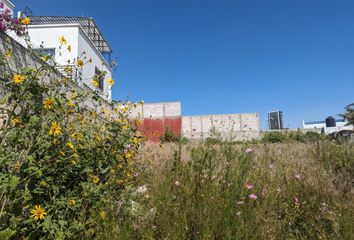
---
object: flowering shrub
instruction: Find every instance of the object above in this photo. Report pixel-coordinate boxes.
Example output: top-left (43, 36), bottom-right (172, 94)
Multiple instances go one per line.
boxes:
top-left (0, 18), bottom-right (142, 239)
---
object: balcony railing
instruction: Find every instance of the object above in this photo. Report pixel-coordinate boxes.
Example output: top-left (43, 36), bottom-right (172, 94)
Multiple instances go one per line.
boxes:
top-left (55, 64), bottom-right (78, 82)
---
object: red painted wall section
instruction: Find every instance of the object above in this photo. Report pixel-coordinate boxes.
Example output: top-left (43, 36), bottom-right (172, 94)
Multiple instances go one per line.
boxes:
top-left (141, 117), bottom-right (182, 142)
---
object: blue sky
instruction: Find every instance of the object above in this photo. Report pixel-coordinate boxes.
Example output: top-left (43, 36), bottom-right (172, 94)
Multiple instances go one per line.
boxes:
top-left (15, 0), bottom-right (354, 129)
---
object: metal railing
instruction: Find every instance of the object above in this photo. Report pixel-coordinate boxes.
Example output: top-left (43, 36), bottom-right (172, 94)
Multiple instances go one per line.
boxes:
top-left (55, 64), bottom-right (78, 82)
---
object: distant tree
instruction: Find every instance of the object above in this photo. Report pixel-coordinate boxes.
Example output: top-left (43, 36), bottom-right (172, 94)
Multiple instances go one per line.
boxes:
top-left (340, 103), bottom-right (354, 126)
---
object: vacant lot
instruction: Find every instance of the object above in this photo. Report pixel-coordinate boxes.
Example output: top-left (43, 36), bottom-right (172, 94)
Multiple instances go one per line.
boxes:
top-left (98, 141), bottom-right (354, 240)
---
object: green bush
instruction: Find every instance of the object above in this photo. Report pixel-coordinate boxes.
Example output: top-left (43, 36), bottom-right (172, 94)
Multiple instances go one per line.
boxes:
top-left (0, 22), bottom-right (142, 239)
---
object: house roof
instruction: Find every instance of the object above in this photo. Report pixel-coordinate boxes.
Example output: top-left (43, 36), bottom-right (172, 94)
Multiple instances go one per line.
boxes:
top-left (29, 16), bottom-right (112, 54)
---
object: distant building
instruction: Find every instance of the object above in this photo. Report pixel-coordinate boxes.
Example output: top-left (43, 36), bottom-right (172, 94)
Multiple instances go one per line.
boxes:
top-left (268, 111), bottom-right (283, 130)
top-left (303, 117), bottom-right (353, 134)
top-left (21, 15), bottom-right (113, 101)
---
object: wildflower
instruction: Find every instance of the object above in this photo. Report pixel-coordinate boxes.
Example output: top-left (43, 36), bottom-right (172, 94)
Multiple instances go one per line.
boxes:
top-left (125, 152), bottom-right (133, 159)
top-left (5, 48), bottom-right (12, 58)
top-left (67, 142), bottom-right (74, 149)
top-left (174, 181), bottom-right (180, 186)
top-left (245, 148), bottom-right (254, 154)
top-left (59, 35), bottom-right (67, 45)
top-left (248, 193), bottom-right (257, 200)
top-left (12, 74), bottom-right (25, 84)
top-left (133, 102), bottom-right (138, 108)
top-left (107, 77), bottom-right (114, 85)
top-left (11, 117), bottom-right (21, 126)
top-left (14, 162), bottom-right (21, 170)
top-left (136, 185), bottom-right (147, 194)
top-left (67, 45), bottom-right (71, 52)
top-left (73, 153), bottom-right (79, 159)
top-left (294, 174), bottom-right (302, 181)
top-left (77, 59), bottom-right (84, 68)
top-left (68, 199), bottom-right (76, 206)
top-left (52, 139), bottom-right (61, 145)
top-left (49, 122), bottom-right (62, 136)
top-left (88, 57), bottom-right (93, 63)
top-left (92, 79), bottom-right (99, 87)
top-left (43, 98), bottom-right (55, 109)
top-left (140, 100), bottom-right (144, 105)
top-left (91, 175), bottom-right (100, 184)
top-left (99, 211), bottom-right (106, 220)
top-left (21, 17), bottom-right (30, 25)
top-left (71, 160), bottom-right (77, 165)
top-left (59, 151), bottom-right (66, 157)
top-left (30, 205), bottom-right (47, 221)
top-left (67, 101), bottom-right (75, 108)
top-left (294, 197), bottom-right (299, 205)
top-left (245, 183), bottom-right (254, 190)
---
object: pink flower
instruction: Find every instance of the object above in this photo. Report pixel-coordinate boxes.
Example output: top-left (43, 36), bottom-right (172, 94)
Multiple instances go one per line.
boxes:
top-left (245, 183), bottom-right (254, 190)
top-left (245, 148), bottom-right (254, 154)
top-left (249, 193), bottom-right (257, 200)
top-left (294, 174), bottom-right (302, 181)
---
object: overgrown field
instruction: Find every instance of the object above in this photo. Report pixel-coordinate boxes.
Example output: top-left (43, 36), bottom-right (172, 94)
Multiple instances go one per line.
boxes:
top-left (98, 141), bottom-right (354, 240)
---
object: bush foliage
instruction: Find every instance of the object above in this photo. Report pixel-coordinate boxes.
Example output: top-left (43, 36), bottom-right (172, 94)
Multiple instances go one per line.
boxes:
top-left (0, 18), bottom-right (142, 239)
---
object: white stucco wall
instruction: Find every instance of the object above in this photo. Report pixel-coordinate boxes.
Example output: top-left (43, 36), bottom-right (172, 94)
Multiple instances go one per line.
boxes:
top-left (26, 24), bottom-right (112, 101)
top-left (77, 28), bottom-right (112, 100)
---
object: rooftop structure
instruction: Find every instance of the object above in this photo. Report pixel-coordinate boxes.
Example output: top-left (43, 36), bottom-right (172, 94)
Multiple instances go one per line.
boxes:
top-left (29, 16), bottom-right (112, 55)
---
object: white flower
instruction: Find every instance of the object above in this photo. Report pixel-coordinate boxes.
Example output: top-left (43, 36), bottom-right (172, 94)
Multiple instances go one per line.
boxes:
top-left (136, 185), bottom-right (147, 194)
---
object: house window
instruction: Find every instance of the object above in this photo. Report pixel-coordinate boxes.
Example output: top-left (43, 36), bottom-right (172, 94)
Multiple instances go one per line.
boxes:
top-left (95, 67), bottom-right (104, 91)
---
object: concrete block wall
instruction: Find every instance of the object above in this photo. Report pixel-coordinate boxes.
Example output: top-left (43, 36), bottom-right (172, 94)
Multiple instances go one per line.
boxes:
top-left (130, 102), bottom-right (182, 142)
top-left (182, 113), bottom-right (261, 141)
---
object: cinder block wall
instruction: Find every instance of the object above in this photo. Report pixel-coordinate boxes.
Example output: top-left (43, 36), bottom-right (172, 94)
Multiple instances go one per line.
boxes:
top-left (182, 113), bottom-right (261, 141)
top-left (130, 102), bottom-right (182, 142)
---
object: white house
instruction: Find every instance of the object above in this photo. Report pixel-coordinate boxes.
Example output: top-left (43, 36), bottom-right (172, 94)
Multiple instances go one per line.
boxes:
top-left (25, 16), bottom-right (113, 101)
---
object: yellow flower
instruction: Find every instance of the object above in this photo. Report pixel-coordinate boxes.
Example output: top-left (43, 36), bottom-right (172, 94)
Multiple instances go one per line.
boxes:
top-left (12, 74), bottom-right (25, 84)
top-left (43, 98), bottom-right (55, 109)
top-left (140, 100), bottom-right (145, 105)
top-left (67, 45), bottom-right (72, 52)
top-left (21, 17), bottom-right (30, 25)
top-left (125, 152), bottom-right (133, 159)
top-left (91, 175), bottom-right (100, 184)
top-left (67, 101), bottom-right (75, 108)
top-left (5, 49), bottom-right (12, 58)
top-left (64, 67), bottom-right (71, 73)
top-left (59, 35), bottom-right (67, 45)
top-left (14, 162), bottom-right (21, 170)
top-left (30, 205), bottom-right (47, 221)
top-left (92, 79), bottom-right (99, 87)
top-left (68, 199), bottom-right (76, 206)
top-left (52, 139), bottom-right (61, 145)
top-left (99, 211), bottom-right (106, 220)
top-left (107, 78), bottom-right (114, 86)
top-left (49, 122), bottom-right (62, 136)
top-left (67, 142), bottom-right (75, 149)
top-left (59, 151), bottom-right (66, 157)
top-left (71, 159), bottom-right (77, 165)
top-left (77, 59), bottom-right (84, 68)
top-left (11, 117), bottom-right (21, 126)
top-left (133, 103), bottom-right (138, 108)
